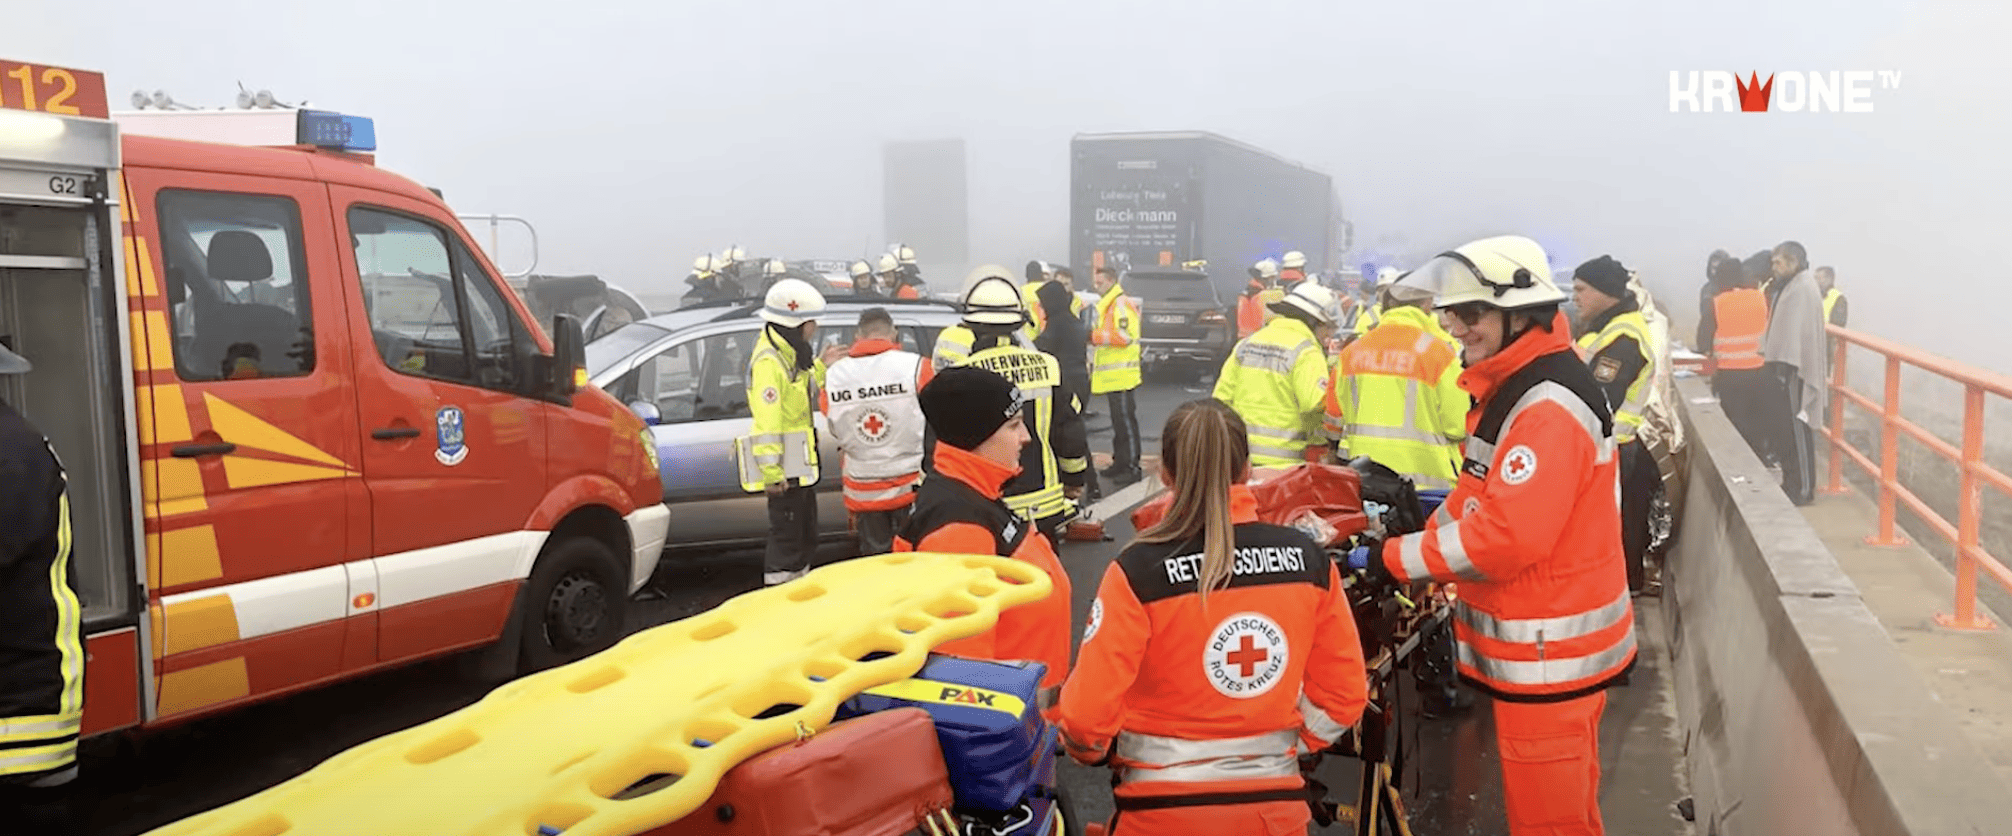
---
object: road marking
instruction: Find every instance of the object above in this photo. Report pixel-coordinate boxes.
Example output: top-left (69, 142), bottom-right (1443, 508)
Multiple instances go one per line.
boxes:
top-left (1082, 477), bottom-right (1164, 524)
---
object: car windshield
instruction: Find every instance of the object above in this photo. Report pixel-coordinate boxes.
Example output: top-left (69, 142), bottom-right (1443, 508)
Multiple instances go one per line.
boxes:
top-left (1128, 274), bottom-right (1215, 304)
top-left (586, 321), bottom-right (672, 375)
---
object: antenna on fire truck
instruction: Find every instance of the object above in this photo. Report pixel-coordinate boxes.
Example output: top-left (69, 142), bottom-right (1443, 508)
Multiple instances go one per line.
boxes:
top-left (129, 89), bottom-right (201, 111)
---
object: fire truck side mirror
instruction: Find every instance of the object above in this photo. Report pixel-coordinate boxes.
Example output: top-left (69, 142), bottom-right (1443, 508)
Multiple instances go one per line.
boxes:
top-left (549, 313), bottom-right (586, 398)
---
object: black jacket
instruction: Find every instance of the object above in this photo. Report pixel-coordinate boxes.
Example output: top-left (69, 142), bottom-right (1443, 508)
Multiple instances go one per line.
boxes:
top-left (0, 400), bottom-right (82, 780)
top-left (1032, 281), bottom-right (1090, 406)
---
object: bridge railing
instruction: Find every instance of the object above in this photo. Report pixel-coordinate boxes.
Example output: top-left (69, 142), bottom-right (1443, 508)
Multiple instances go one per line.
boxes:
top-left (1823, 325), bottom-right (2012, 629)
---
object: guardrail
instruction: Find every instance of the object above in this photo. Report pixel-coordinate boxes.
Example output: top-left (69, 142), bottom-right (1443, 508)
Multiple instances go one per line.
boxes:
top-left (1821, 325), bottom-right (2012, 629)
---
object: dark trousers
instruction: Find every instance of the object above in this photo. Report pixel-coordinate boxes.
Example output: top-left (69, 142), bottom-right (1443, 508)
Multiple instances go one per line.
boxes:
top-left (0, 776), bottom-right (78, 835)
top-left (764, 485), bottom-right (818, 573)
top-left (1033, 511), bottom-right (1071, 544)
top-left (1620, 439), bottom-right (1659, 593)
top-left (1106, 388), bottom-right (1141, 473)
top-left (852, 504), bottom-right (912, 557)
top-left (1712, 367), bottom-right (1774, 460)
top-left (1763, 362), bottom-right (1818, 505)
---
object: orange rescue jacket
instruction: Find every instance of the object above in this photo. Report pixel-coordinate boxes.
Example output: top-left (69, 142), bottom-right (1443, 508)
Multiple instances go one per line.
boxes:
top-left (895, 442), bottom-right (1074, 694)
top-left (1379, 312), bottom-right (1637, 702)
top-left (1059, 486), bottom-right (1368, 798)
top-left (1712, 288), bottom-right (1767, 370)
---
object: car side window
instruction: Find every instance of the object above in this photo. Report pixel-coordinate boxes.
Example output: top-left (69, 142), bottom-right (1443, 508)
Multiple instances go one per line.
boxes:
top-left (349, 207), bottom-right (523, 392)
top-left (692, 332), bottom-right (755, 422)
top-left (156, 190), bottom-right (315, 381)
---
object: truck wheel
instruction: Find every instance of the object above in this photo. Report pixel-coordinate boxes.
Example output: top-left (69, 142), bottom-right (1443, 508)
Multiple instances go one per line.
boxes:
top-left (520, 536), bottom-right (630, 672)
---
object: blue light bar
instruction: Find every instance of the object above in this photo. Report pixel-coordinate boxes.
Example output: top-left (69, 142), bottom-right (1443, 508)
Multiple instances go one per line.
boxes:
top-left (295, 109), bottom-right (376, 152)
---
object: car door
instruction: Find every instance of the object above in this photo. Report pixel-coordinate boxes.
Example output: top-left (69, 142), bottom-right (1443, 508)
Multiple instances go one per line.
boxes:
top-left (128, 172), bottom-right (363, 720)
top-left (334, 192), bottom-right (547, 661)
top-left (612, 326), bottom-right (761, 546)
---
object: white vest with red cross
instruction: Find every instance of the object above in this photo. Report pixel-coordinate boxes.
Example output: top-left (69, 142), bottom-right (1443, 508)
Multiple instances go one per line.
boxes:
top-left (824, 348), bottom-right (928, 511)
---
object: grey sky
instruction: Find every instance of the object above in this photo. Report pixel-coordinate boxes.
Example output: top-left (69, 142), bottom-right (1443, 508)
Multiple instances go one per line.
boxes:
top-left (23, 0), bottom-right (2006, 368)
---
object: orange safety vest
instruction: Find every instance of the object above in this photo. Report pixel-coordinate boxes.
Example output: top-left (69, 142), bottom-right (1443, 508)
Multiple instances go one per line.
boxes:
top-left (1236, 290), bottom-right (1267, 340)
top-left (1381, 312), bottom-right (1636, 701)
top-left (1712, 288), bottom-right (1767, 370)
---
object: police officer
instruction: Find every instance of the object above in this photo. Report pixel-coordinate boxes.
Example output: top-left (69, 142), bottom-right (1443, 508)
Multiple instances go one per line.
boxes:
top-left (1090, 266), bottom-right (1144, 486)
top-left (1322, 275), bottom-right (1466, 489)
top-left (1212, 282), bottom-right (1340, 467)
top-left (896, 366), bottom-right (1074, 703)
top-left (1060, 398), bottom-right (1368, 835)
top-left (953, 267), bottom-right (1090, 541)
top-left (742, 279), bottom-right (846, 585)
top-left (822, 308), bottom-right (932, 555)
top-left (1368, 235), bottom-right (1635, 836)
top-left (0, 342), bottom-right (84, 832)
top-left (1571, 255), bottom-right (1659, 595)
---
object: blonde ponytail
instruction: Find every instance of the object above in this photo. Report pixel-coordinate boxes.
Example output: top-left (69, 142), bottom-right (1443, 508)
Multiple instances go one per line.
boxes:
top-left (1132, 399), bottom-right (1249, 608)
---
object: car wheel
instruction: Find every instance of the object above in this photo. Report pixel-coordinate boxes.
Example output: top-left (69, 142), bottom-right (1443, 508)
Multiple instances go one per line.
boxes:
top-left (520, 536), bottom-right (630, 672)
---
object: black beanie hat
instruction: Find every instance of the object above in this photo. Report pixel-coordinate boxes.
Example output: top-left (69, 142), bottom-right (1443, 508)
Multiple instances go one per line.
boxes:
top-left (1025, 260), bottom-right (1046, 283)
top-left (920, 366), bottom-right (1025, 451)
top-left (1573, 255), bottom-right (1632, 299)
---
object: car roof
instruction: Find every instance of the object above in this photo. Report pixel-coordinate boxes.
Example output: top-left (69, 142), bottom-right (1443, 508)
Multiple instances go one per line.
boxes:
top-left (639, 295), bottom-right (962, 330)
top-left (1126, 270), bottom-right (1210, 281)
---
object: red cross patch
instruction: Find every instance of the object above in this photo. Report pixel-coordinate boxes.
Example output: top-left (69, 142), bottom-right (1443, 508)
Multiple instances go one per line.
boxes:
top-left (1202, 612), bottom-right (1289, 698)
top-left (761, 386), bottom-right (779, 404)
top-left (1501, 444), bottom-right (1537, 485)
top-left (787, 299), bottom-right (800, 311)
top-left (857, 407), bottom-right (891, 443)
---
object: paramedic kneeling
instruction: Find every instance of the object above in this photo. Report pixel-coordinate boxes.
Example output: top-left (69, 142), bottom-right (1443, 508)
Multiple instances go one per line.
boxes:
top-left (895, 366), bottom-right (1074, 703)
top-left (1058, 398), bottom-right (1369, 836)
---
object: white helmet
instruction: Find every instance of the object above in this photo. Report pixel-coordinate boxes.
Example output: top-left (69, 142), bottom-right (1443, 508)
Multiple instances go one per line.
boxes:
top-left (1254, 258), bottom-right (1279, 280)
top-left (693, 254), bottom-right (719, 274)
top-left (848, 260), bottom-right (872, 278)
top-left (1281, 251), bottom-right (1308, 270)
top-left (1274, 281), bottom-right (1339, 325)
top-left (1375, 266), bottom-right (1403, 287)
top-left (764, 259), bottom-right (789, 277)
top-left (1402, 235), bottom-right (1563, 311)
top-left (895, 244), bottom-right (917, 265)
top-left (877, 253), bottom-right (900, 274)
top-left (960, 265), bottom-right (1026, 326)
top-left (760, 278), bottom-right (826, 328)
top-left (722, 246), bottom-right (745, 265)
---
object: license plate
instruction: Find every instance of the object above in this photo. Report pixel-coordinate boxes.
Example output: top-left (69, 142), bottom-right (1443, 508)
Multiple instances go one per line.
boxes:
top-left (1149, 314), bottom-right (1186, 325)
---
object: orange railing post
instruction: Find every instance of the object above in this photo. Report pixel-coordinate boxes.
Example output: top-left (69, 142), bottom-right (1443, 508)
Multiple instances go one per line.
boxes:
top-left (1936, 386), bottom-right (1994, 629)
top-left (1867, 355), bottom-right (1910, 547)
top-left (1823, 333), bottom-right (1849, 495)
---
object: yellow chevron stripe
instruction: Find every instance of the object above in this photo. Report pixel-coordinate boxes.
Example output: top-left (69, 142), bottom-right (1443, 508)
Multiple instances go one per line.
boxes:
top-left (222, 457), bottom-right (351, 490)
top-left (156, 657), bottom-right (250, 717)
top-left (133, 310), bottom-right (174, 372)
top-left (158, 594), bottom-right (240, 656)
top-left (158, 524), bottom-right (223, 588)
top-left (141, 457), bottom-right (206, 517)
top-left (202, 393), bottom-right (348, 468)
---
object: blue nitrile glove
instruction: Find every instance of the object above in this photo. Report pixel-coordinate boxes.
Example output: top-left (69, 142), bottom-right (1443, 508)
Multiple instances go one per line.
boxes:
top-left (1346, 545), bottom-right (1371, 570)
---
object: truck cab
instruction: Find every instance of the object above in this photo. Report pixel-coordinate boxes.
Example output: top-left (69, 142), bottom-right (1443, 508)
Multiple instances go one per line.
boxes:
top-left (0, 60), bottom-right (668, 738)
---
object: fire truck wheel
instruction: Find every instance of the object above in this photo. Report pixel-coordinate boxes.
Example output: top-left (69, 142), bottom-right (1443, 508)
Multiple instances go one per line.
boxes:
top-left (520, 536), bottom-right (630, 672)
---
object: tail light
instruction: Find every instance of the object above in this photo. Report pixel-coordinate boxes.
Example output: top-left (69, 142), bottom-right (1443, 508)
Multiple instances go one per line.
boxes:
top-left (1197, 310), bottom-right (1227, 325)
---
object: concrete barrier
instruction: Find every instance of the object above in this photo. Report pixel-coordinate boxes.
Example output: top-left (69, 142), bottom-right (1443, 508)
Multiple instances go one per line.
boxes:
top-left (1667, 377), bottom-right (2009, 836)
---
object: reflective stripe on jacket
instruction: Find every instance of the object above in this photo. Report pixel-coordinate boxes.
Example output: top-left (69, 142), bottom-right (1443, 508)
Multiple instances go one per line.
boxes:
top-left (1322, 306), bottom-right (1466, 489)
top-left (1575, 306), bottom-right (1655, 445)
top-left (1059, 486), bottom-right (1368, 793)
top-left (741, 327), bottom-right (824, 489)
top-left (0, 403), bottom-right (84, 779)
top-left (1211, 317), bottom-right (1329, 467)
top-left (1382, 313), bottom-right (1636, 701)
top-left (1090, 283), bottom-right (1143, 394)
top-left (821, 340), bottom-right (932, 511)
top-left (1712, 288), bottom-right (1768, 370)
top-left (959, 339), bottom-right (1089, 521)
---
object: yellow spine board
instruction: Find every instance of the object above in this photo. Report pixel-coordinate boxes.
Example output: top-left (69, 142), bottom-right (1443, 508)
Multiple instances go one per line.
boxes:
top-left (143, 553), bottom-right (1052, 836)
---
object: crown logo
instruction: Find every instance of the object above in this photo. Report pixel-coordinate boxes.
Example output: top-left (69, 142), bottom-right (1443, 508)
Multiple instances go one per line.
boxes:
top-left (1736, 72), bottom-right (1774, 112)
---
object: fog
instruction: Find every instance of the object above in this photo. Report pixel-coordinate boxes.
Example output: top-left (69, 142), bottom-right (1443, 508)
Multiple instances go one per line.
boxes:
top-left (23, 0), bottom-right (2008, 370)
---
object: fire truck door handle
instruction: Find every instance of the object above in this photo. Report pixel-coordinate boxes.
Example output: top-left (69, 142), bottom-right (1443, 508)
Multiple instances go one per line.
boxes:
top-left (371, 427), bottom-right (422, 440)
top-left (170, 442), bottom-right (237, 458)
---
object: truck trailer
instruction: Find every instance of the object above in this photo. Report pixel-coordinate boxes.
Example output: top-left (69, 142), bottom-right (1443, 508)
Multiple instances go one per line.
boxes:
top-left (1069, 131), bottom-right (1340, 299)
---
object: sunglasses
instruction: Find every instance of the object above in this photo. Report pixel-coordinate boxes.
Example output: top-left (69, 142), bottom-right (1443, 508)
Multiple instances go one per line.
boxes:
top-left (1443, 302), bottom-right (1495, 328)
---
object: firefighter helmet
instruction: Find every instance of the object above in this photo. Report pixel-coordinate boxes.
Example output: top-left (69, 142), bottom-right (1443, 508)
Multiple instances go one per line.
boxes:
top-left (1281, 251), bottom-right (1308, 270)
top-left (1401, 235), bottom-right (1563, 311)
top-left (877, 253), bottom-right (900, 274)
top-left (1273, 281), bottom-right (1339, 325)
top-left (849, 260), bottom-right (872, 278)
top-left (895, 244), bottom-right (917, 265)
top-left (760, 278), bottom-right (826, 328)
top-left (1254, 258), bottom-right (1279, 279)
top-left (764, 259), bottom-right (789, 277)
top-left (960, 265), bottom-right (1026, 326)
top-left (722, 246), bottom-right (745, 265)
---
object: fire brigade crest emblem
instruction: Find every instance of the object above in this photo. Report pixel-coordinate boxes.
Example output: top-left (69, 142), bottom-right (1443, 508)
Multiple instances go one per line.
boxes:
top-left (1202, 612), bottom-right (1289, 699)
top-left (435, 406), bottom-right (468, 466)
top-left (857, 406), bottom-right (892, 445)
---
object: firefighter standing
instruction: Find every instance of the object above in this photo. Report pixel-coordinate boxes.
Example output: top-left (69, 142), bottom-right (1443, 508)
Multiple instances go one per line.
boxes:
top-left (954, 268), bottom-right (1090, 540)
top-left (1212, 282), bottom-right (1340, 467)
top-left (1059, 398), bottom-right (1368, 835)
top-left (933, 272), bottom-right (1033, 371)
top-left (1278, 250), bottom-right (1311, 292)
top-left (1367, 235), bottom-right (1635, 836)
top-left (1090, 267), bottom-right (1145, 486)
top-left (896, 366), bottom-right (1074, 700)
top-left (741, 279), bottom-right (846, 585)
top-left (0, 343), bottom-right (83, 833)
top-left (1236, 261), bottom-right (1276, 341)
top-left (1570, 255), bottom-right (1659, 595)
top-left (1322, 276), bottom-right (1467, 489)
top-left (891, 244), bottom-right (926, 299)
top-left (822, 307), bottom-right (932, 556)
